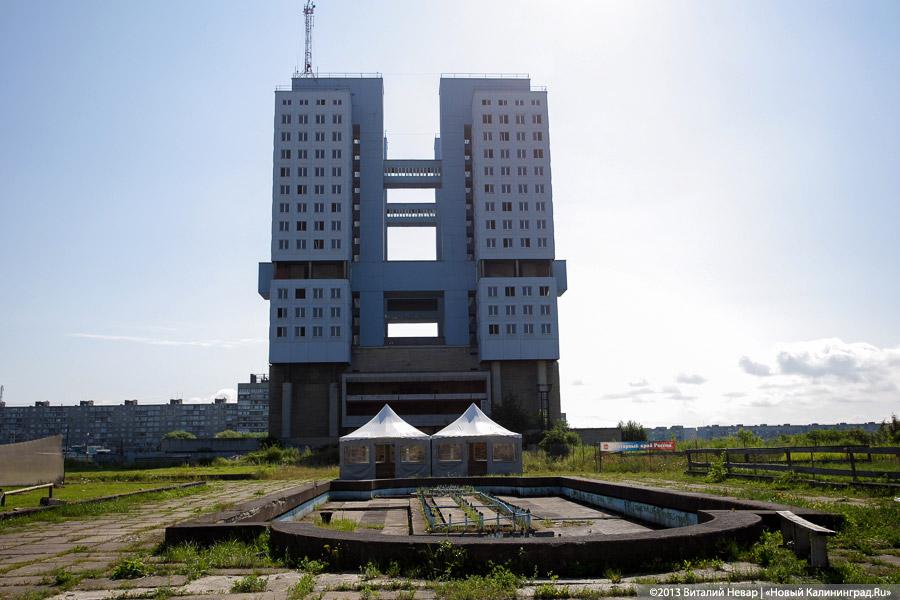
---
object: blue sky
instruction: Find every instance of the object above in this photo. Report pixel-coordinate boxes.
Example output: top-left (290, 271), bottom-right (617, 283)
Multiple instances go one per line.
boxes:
top-left (1, 1), bottom-right (898, 426)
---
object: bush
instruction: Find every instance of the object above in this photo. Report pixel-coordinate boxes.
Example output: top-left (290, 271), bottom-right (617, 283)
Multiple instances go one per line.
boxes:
top-left (618, 420), bottom-right (647, 442)
top-left (111, 557), bottom-right (151, 579)
top-left (705, 452), bottom-right (728, 483)
top-left (749, 531), bottom-right (807, 583)
top-left (538, 420), bottom-right (580, 458)
top-left (288, 573), bottom-right (316, 599)
top-left (231, 574), bottom-right (267, 593)
top-left (163, 430), bottom-right (196, 440)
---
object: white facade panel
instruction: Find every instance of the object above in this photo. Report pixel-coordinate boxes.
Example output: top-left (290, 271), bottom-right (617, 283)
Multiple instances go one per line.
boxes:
top-left (471, 90), bottom-right (554, 261)
top-left (477, 277), bottom-right (559, 360)
top-left (272, 89), bottom-right (352, 262)
top-left (269, 278), bottom-right (351, 363)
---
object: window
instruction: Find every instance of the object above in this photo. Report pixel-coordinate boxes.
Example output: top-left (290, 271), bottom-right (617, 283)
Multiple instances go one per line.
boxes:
top-left (312, 326), bottom-right (323, 337)
top-left (279, 167), bottom-right (290, 177)
top-left (278, 221), bottom-right (289, 232)
top-left (313, 287), bottom-right (324, 299)
top-left (279, 185), bottom-right (289, 195)
top-left (505, 286), bottom-right (516, 297)
top-left (294, 306), bottom-right (305, 317)
top-left (295, 288), bottom-right (306, 300)
top-left (520, 238), bottom-right (531, 248)
top-left (482, 131), bottom-right (493, 141)
top-left (278, 239), bottom-right (289, 250)
top-left (501, 184), bottom-right (511, 194)
top-left (298, 132), bottom-right (308, 142)
top-left (499, 131), bottom-right (510, 141)
top-left (500, 149), bottom-right (510, 159)
top-left (518, 201), bottom-right (529, 211)
top-left (331, 221), bottom-right (341, 231)
top-left (502, 219), bottom-right (512, 230)
top-left (330, 307), bottom-right (341, 318)
top-left (516, 131), bottom-right (526, 141)
top-left (295, 239), bottom-right (306, 249)
top-left (537, 219), bottom-right (547, 229)
top-left (533, 131), bottom-right (543, 141)
top-left (296, 221), bottom-right (307, 231)
top-left (519, 219), bottom-right (530, 230)
top-left (280, 149), bottom-right (291, 159)
top-left (498, 99), bottom-right (507, 106)
top-left (332, 98), bottom-right (342, 105)
top-left (538, 237), bottom-right (548, 248)
top-left (532, 114), bottom-right (543, 124)
top-left (540, 285), bottom-right (551, 296)
top-left (314, 220), bottom-right (325, 231)
top-left (294, 326), bottom-right (306, 337)
top-left (472, 442), bottom-right (488, 461)
top-left (298, 149), bottom-right (307, 159)
top-left (330, 287), bottom-right (341, 299)
top-left (281, 113), bottom-right (291, 124)
top-left (499, 114), bottom-right (509, 124)
top-left (314, 202), bottom-right (325, 212)
top-left (279, 202), bottom-right (289, 213)
top-left (332, 149), bottom-right (342, 159)
top-left (332, 114), bottom-right (342, 124)
top-left (533, 149), bottom-right (544, 159)
top-left (438, 443), bottom-right (462, 462)
top-left (330, 239), bottom-right (341, 249)
top-left (502, 201), bottom-right (512, 212)
top-left (523, 305), bottom-right (533, 315)
top-left (488, 305), bottom-right (498, 316)
top-left (493, 442), bottom-right (515, 462)
top-left (523, 323), bottom-right (534, 334)
top-left (541, 323), bottom-right (553, 335)
top-left (536, 201), bottom-right (546, 211)
top-left (505, 305), bottom-right (516, 316)
top-left (297, 202), bottom-right (307, 212)
top-left (483, 149), bottom-right (494, 158)
top-left (330, 326), bottom-right (341, 337)
top-left (515, 114), bottom-right (525, 124)
top-left (485, 219), bottom-right (496, 230)
top-left (316, 98), bottom-right (325, 105)
top-left (276, 307), bottom-right (287, 319)
top-left (488, 324), bottom-right (499, 335)
top-left (483, 166), bottom-right (494, 176)
top-left (484, 201), bottom-right (495, 211)
top-left (297, 185), bottom-right (307, 195)
top-left (522, 286), bottom-right (532, 296)
top-left (518, 184), bottom-right (528, 193)
top-left (503, 237), bottom-right (513, 248)
top-left (486, 238), bottom-right (496, 248)
top-left (313, 307), bottom-right (323, 318)
top-left (331, 202), bottom-right (342, 213)
top-left (535, 184), bottom-right (545, 193)
top-left (483, 184), bottom-right (494, 193)
top-left (541, 304), bottom-right (551, 315)
top-left (487, 286), bottom-right (498, 297)
top-left (400, 444), bottom-right (425, 463)
top-left (276, 326), bottom-right (287, 337)
top-left (517, 148), bottom-right (527, 159)
top-left (506, 324), bottom-right (517, 335)
top-left (501, 166), bottom-right (510, 176)
top-left (343, 445), bottom-right (369, 464)
top-left (534, 166), bottom-right (544, 176)
top-left (482, 114), bottom-right (492, 124)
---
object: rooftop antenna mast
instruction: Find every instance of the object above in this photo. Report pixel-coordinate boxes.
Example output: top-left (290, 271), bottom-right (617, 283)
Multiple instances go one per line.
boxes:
top-left (301, 1), bottom-right (316, 77)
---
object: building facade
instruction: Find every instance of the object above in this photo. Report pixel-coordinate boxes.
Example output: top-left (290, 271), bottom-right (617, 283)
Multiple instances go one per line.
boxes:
top-left (0, 376), bottom-right (269, 453)
top-left (259, 73), bottom-right (567, 446)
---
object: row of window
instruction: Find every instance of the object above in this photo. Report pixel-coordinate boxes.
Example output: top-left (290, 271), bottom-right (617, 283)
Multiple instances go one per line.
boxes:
top-left (481, 130), bottom-right (544, 141)
top-left (281, 148), bottom-right (344, 160)
top-left (487, 323), bottom-right (553, 336)
top-left (275, 287), bottom-right (343, 300)
top-left (277, 184), bottom-right (344, 195)
top-left (275, 306), bottom-right (343, 319)
top-left (279, 166), bottom-right (344, 177)
top-left (486, 285), bottom-right (552, 297)
top-left (480, 98), bottom-right (541, 107)
top-left (486, 304), bottom-right (553, 316)
top-left (281, 98), bottom-right (343, 106)
top-left (484, 219), bottom-right (549, 230)
top-left (481, 148), bottom-right (545, 159)
top-left (483, 201), bottom-right (548, 212)
top-left (483, 237), bottom-right (550, 249)
top-left (274, 325), bottom-right (342, 338)
top-left (275, 238), bottom-right (344, 250)
top-left (278, 131), bottom-right (345, 144)
top-left (280, 113), bottom-right (344, 124)
top-left (482, 183), bottom-right (546, 194)
top-left (277, 202), bottom-right (344, 214)
top-left (481, 165), bottom-right (545, 177)
top-left (278, 220), bottom-right (343, 232)
top-left (481, 113), bottom-right (543, 125)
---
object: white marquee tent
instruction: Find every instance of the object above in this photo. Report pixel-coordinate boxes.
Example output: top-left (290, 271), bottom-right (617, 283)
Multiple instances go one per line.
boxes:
top-left (339, 404), bottom-right (431, 480)
top-left (431, 403), bottom-right (522, 477)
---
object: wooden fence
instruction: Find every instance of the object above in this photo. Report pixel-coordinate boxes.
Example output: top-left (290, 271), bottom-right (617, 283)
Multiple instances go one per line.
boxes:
top-left (685, 445), bottom-right (900, 486)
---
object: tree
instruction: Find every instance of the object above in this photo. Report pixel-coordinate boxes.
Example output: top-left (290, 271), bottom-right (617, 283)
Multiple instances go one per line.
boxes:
top-left (735, 428), bottom-right (762, 447)
top-left (617, 420), bottom-right (647, 442)
top-left (539, 419), bottom-right (580, 458)
top-left (876, 415), bottom-right (899, 444)
top-left (163, 430), bottom-right (196, 440)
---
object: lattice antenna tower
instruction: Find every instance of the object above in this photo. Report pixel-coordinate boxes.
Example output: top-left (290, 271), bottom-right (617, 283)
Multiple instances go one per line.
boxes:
top-left (302, 1), bottom-right (316, 77)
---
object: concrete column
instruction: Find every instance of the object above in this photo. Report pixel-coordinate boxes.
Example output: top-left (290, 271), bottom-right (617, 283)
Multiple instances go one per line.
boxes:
top-left (537, 360), bottom-right (548, 386)
top-left (490, 361), bottom-right (502, 408)
top-left (328, 383), bottom-right (339, 439)
top-left (281, 382), bottom-right (293, 440)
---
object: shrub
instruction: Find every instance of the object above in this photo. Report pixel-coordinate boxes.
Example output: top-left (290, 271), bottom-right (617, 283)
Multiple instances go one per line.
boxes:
top-left (618, 420), bottom-right (647, 442)
top-left (111, 556), bottom-right (151, 579)
top-left (231, 574), bottom-right (268, 593)
top-left (288, 573), bottom-right (316, 599)
top-left (749, 531), bottom-right (806, 583)
top-left (163, 430), bottom-right (196, 440)
top-left (539, 420), bottom-right (580, 458)
top-left (705, 452), bottom-right (728, 483)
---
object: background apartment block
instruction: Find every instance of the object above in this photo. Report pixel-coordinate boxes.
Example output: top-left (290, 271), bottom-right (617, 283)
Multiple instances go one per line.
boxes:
top-left (259, 73), bottom-right (567, 446)
top-left (0, 374), bottom-right (269, 452)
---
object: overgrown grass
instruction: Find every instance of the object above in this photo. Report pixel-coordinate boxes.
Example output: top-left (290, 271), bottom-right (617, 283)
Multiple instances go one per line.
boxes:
top-left (0, 481), bottom-right (171, 511)
top-left (0, 483), bottom-right (207, 532)
top-left (157, 532), bottom-right (282, 580)
top-left (231, 573), bottom-right (268, 593)
top-left (432, 565), bottom-right (523, 600)
top-left (67, 463), bottom-right (337, 482)
top-left (288, 572), bottom-right (317, 599)
top-left (314, 515), bottom-right (358, 531)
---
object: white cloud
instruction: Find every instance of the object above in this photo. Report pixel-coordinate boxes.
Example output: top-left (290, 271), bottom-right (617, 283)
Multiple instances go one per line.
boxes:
top-left (676, 372), bottom-right (707, 385)
top-left (739, 356), bottom-right (773, 376)
top-left (69, 333), bottom-right (265, 350)
top-left (572, 379), bottom-right (585, 386)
